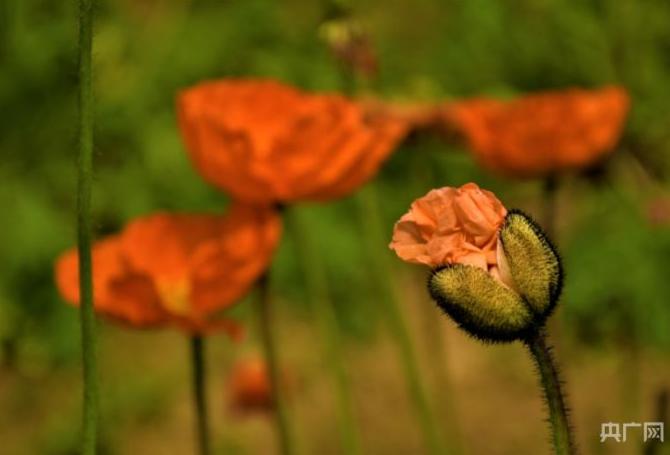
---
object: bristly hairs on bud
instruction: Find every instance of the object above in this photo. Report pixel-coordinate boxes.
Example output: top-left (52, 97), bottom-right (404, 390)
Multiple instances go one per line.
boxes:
top-left (500, 209), bottom-right (564, 321)
top-left (428, 265), bottom-right (535, 343)
top-left (427, 208), bottom-right (564, 344)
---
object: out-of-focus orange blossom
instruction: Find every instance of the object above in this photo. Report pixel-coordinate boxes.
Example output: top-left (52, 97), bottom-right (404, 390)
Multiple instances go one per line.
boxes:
top-left (55, 202), bottom-right (281, 336)
top-left (225, 356), bottom-right (291, 416)
top-left (442, 86), bottom-right (630, 177)
top-left (177, 78), bottom-right (408, 203)
top-left (647, 196), bottom-right (670, 228)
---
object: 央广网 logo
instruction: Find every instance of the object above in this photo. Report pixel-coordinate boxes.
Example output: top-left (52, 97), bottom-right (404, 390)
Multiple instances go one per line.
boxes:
top-left (600, 422), bottom-right (664, 443)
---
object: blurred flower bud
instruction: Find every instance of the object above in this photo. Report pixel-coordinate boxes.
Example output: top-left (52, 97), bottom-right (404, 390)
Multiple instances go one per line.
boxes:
top-left (226, 356), bottom-right (292, 417)
top-left (647, 196), bottom-right (670, 228)
top-left (319, 15), bottom-right (378, 80)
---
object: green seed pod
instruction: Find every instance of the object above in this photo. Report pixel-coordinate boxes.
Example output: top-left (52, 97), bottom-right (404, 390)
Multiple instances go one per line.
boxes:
top-left (429, 264), bottom-right (534, 342)
top-left (498, 210), bottom-right (563, 319)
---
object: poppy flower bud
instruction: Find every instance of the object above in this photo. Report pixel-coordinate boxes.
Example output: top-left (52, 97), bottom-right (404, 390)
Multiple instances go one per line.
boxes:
top-left (497, 210), bottom-right (562, 318)
top-left (428, 264), bottom-right (534, 342)
top-left (390, 184), bottom-right (563, 343)
top-left (428, 210), bottom-right (562, 342)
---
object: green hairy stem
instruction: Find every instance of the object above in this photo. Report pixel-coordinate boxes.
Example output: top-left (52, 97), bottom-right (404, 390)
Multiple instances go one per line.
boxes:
top-left (526, 329), bottom-right (577, 455)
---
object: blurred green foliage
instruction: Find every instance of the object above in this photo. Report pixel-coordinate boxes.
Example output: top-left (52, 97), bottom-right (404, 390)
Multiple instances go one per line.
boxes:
top-left (2, 0), bottom-right (670, 385)
top-left (563, 183), bottom-right (670, 348)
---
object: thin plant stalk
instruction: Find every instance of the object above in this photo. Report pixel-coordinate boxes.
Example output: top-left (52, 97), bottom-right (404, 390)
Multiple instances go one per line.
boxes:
top-left (286, 207), bottom-right (364, 455)
top-left (542, 176), bottom-right (558, 240)
top-left (643, 388), bottom-right (668, 455)
top-left (410, 139), bottom-right (464, 455)
top-left (619, 339), bottom-right (641, 422)
top-left (190, 336), bottom-right (211, 455)
top-left (355, 185), bottom-right (447, 455)
top-left (417, 299), bottom-right (464, 455)
top-left (336, 17), bottom-right (449, 453)
top-left (525, 328), bottom-right (577, 455)
top-left (255, 272), bottom-right (296, 455)
top-left (77, 0), bottom-right (99, 454)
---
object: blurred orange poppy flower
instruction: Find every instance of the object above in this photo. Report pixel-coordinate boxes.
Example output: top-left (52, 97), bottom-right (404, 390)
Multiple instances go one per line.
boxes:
top-left (226, 355), bottom-right (291, 416)
top-left (226, 356), bottom-right (274, 415)
top-left (443, 86), bottom-right (630, 177)
top-left (177, 78), bottom-right (408, 203)
top-left (54, 202), bottom-right (281, 336)
top-left (648, 196), bottom-right (670, 228)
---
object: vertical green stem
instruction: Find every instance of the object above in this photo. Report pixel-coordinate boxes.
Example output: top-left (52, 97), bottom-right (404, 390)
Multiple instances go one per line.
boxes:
top-left (286, 207), bottom-right (364, 455)
top-left (355, 186), bottom-right (447, 455)
top-left (410, 137), bottom-right (463, 455)
top-left (619, 340), bottom-right (640, 422)
top-left (190, 336), bottom-right (210, 455)
top-left (77, 0), bottom-right (98, 454)
top-left (255, 272), bottom-right (295, 455)
top-left (525, 329), bottom-right (577, 455)
top-left (542, 176), bottom-right (558, 240)
top-left (643, 388), bottom-right (667, 455)
top-left (418, 300), bottom-right (463, 455)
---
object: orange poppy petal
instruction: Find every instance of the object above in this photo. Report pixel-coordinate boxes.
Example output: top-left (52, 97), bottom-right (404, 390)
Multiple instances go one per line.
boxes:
top-left (120, 212), bottom-right (225, 285)
top-left (189, 202), bottom-right (282, 316)
top-left (390, 183), bottom-right (507, 270)
top-left (444, 85), bottom-right (630, 177)
top-left (54, 236), bottom-right (171, 328)
top-left (55, 236), bottom-right (125, 306)
top-left (177, 78), bottom-right (408, 203)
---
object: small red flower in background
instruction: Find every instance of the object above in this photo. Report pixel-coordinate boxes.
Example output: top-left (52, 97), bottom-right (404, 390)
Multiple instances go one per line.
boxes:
top-left (443, 85), bottom-right (630, 177)
top-left (177, 78), bottom-right (408, 203)
top-left (55, 202), bottom-right (281, 336)
top-left (226, 356), bottom-right (290, 416)
top-left (647, 196), bottom-right (670, 228)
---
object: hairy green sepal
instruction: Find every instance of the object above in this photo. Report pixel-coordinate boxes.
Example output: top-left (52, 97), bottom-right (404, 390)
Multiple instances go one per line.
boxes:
top-left (499, 210), bottom-right (562, 318)
top-left (429, 265), bottom-right (533, 342)
top-left (428, 210), bottom-right (563, 343)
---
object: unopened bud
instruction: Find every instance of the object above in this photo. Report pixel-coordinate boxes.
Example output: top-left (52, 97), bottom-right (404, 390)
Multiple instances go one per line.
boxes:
top-left (428, 210), bottom-right (563, 342)
top-left (498, 210), bottom-right (562, 319)
top-left (429, 264), bottom-right (534, 342)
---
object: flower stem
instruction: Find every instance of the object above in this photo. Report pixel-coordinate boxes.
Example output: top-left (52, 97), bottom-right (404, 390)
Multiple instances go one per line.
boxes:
top-left (410, 141), bottom-right (464, 455)
top-left (525, 329), bottom-right (577, 455)
top-left (418, 300), bottom-right (464, 455)
top-left (542, 176), bottom-right (558, 240)
top-left (77, 0), bottom-right (99, 454)
top-left (286, 207), bottom-right (364, 455)
top-left (190, 336), bottom-right (210, 455)
top-left (355, 186), bottom-right (447, 455)
top-left (256, 272), bottom-right (295, 455)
